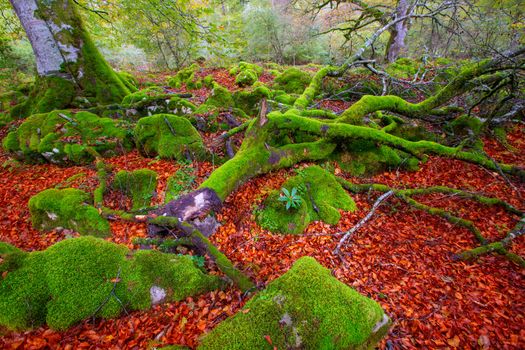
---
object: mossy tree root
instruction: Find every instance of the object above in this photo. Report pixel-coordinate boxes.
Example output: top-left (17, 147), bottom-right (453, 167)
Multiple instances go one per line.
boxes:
top-left (100, 208), bottom-right (255, 292)
top-left (94, 160), bottom-right (110, 207)
top-left (337, 178), bottom-right (525, 266)
top-left (270, 112), bottom-right (524, 178)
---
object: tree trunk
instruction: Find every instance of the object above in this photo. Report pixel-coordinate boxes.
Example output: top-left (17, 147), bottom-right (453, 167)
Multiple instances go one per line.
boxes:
top-left (9, 0), bottom-right (133, 117)
top-left (385, 0), bottom-right (409, 63)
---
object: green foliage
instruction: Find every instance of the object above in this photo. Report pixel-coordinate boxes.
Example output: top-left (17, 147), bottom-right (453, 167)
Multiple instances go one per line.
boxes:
top-left (134, 114), bottom-right (207, 160)
top-left (165, 165), bottom-right (196, 203)
top-left (112, 169), bottom-right (158, 210)
top-left (198, 256), bottom-right (389, 349)
top-left (278, 187), bottom-right (302, 210)
top-left (256, 166), bottom-right (356, 234)
top-left (28, 188), bottom-right (110, 237)
top-left (273, 67), bottom-right (312, 94)
top-left (0, 237), bottom-right (222, 331)
top-left (2, 110), bottom-right (133, 164)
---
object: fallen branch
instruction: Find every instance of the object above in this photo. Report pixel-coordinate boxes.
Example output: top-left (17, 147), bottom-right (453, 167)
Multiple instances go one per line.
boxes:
top-left (334, 190), bottom-right (393, 255)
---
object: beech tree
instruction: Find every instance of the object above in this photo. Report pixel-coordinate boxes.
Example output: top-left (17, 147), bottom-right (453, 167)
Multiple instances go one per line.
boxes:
top-left (8, 0), bottom-right (135, 117)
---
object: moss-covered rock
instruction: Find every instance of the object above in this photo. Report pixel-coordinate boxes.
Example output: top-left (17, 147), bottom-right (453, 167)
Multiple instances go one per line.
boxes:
top-left (273, 67), bottom-right (312, 94)
top-left (112, 169), bottom-right (158, 210)
top-left (229, 61), bottom-right (263, 77)
top-left (198, 256), bottom-right (390, 349)
top-left (385, 57), bottom-right (422, 79)
top-left (168, 63), bottom-right (202, 90)
top-left (28, 188), bottom-right (110, 237)
top-left (205, 82), bottom-right (235, 108)
top-left (0, 237), bottom-right (222, 331)
top-left (134, 114), bottom-right (207, 160)
top-left (233, 85), bottom-right (272, 115)
top-left (256, 166), bottom-right (356, 234)
top-left (2, 110), bottom-right (133, 164)
top-left (120, 88), bottom-right (196, 119)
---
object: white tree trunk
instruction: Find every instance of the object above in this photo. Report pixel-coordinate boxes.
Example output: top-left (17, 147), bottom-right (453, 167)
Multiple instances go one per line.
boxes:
top-left (386, 0), bottom-right (410, 62)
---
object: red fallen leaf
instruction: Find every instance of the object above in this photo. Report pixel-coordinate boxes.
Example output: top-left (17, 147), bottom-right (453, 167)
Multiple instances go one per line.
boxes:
top-left (2, 271), bottom-right (8, 279)
top-left (110, 277), bottom-right (121, 283)
top-left (241, 308), bottom-right (250, 314)
top-left (264, 335), bottom-right (272, 345)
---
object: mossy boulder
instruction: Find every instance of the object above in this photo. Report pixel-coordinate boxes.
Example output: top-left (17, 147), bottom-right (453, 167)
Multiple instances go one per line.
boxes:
top-left (2, 110), bottom-right (133, 164)
top-left (235, 69), bottom-right (258, 87)
top-left (0, 237), bottom-right (222, 331)
top-left (233, 85), bottom-right (272, 115)
top-left (256, 166), bottom-right (356, 234)
top-left (229, 61), bottom-right (263, 77)
top-left (273, 67), bottom-right (312, 94)
top-left (121, 87), bottom-right (196, 119)
top-left (198, 256), bottom-right (390, 349)
top-left (205, 82), bottom-right (235, 108)
top-left (385, 58), bottom-right (422, 79)
top-left (112, 169), bottom-right (158, 210)
top-left (29, 188), bottom-right (110, 237)
top-left (134, 114), bottom-right (207, 160)
top-left (168, 63), bottom-right (202, 90)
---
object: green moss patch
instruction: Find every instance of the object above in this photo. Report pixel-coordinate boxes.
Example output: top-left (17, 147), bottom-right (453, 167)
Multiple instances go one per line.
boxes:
top-left (233, 85), bottom-right (272, 115)
top-left (29, 188), bottom-right (110, 237)
top-left (2, 110), bottom-right (133, 164)
top-left (256, 166), bottom-right (356, 234)
top-left (112, 169), bottom-right (158, 210)
top-left (0, 237), bottom-right (222, 331)
top-left (134, 114), bottom-right (207, 160)
top-left (121, 88), bottom-right (196, 119)
top-left (168, 63), bottom-right (203, 90)
top-left (335, 140), bottom-right (419, 177)
top-left (273, 67), bottom-right (312, 94)
top-left (198, 256), bottom-right (390, 350)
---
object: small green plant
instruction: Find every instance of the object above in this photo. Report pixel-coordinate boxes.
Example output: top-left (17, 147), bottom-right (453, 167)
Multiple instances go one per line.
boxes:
top-left (279, 187), bottom-right (302, 210)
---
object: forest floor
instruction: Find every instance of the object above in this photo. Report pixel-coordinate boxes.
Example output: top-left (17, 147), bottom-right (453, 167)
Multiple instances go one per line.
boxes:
top-left (0, 68), bottom-right (524, 349)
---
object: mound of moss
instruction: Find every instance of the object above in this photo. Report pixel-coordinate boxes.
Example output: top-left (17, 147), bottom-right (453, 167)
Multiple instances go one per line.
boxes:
top-left (2, 110), bottom-right (133, 164)
top-left (0, 237), bottom-right (222, 331)
top-left (233, 85), bottom-right (272, 115)
top-left (112, 169), bottom-right (158, 210)
top-left (385, 58), bottom-right (422, 79)
top-left (273, 67), bottom-right (312, 94)
top-left (203, 82), bottom-right (235, 108)
top-left (198, 256), bottom-right (390, 349)
top-left (134, 114), bottom-right (207, 160)
top-left (168, 63), bottom-right (203, 90)
top-left (120, 88), bottom-right (196, 119)
top-left (29, 188), bottom-right (110, 237)
top-left (256, 166), bottom-right (356, 234)
top-left (229, 62), bottom-right (263, 87)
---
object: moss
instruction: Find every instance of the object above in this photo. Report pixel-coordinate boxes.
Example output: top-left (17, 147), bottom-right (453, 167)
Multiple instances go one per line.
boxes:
top-left (112, 169), bottom-right (158, 210)
top-left (9, 76), bottom-right (75, 119)
top-left (235, 69), bottom-right (258, 87)
top-left (273, 91), bottom-right (298, 105)
top-left (273, 67), bottom-right (312, 94)
top-left (229, 62), bottom-right (263, 77)
top-left (336, 140), bottom-right (419, 176)
top-left (134, 114), bottom-right (207, 160)
top-left (121, 88), bottom-right (196, 118)
top-left (117, 71), bottom-right (139, 92)
top-left (3, 110), bottom-right (133, 164)
top-left (233, 85), bottom-right (272, 115)
top-left (385, 57), bottom-right (422, 79)
top-left (205, 82), bottom-right (235, 108)
top-left (0, 241), bottom-right (27, 274)
top-left (202, 75), bottom-right (214, 88)
top-left (256, 166), bottom-right (356, 234)
top-left (198, 256), bottom-right (389, 350)
top-left (447, 114), bottom-right (484, 136)
top-left (28, 188), bottom-right (110, 237)
top-left (0, 237), bottom-right (221, 331)
top-left (167, 63), bottom-right (201, 90)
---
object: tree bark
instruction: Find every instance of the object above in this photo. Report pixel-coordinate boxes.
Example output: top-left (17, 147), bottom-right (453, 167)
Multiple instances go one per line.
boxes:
top-left (385, 0), bottom-right (410, 62)
top-left (9, 0), bottom-right (133, 116)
